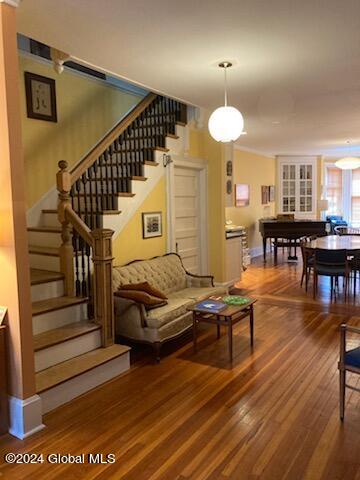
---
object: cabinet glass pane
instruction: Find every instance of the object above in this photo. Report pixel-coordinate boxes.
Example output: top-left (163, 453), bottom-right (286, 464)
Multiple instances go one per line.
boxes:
top-left (283, 165), bottom-right (289, 179)
top-left (300, 165), bottom-right (305, 180)
top-left (306, 165), bottom-right (312, 179)
top-left (290, 165), bottom-right (296, 179)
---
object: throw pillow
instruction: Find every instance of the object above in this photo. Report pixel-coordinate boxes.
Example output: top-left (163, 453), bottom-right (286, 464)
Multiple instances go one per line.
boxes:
top-left (114, 289), bottom-right (167, 308)
top-left (119, 281), bottom-right (168, 300)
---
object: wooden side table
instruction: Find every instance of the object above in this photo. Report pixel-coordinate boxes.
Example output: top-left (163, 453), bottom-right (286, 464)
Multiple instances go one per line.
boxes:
top-left (188, 298), bottom-right (256, 362)
top-left (0, 326), bottom-right (8, 435)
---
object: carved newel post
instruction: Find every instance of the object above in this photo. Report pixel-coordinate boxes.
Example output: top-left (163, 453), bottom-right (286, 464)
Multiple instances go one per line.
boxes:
top-left (56, 160), bottom-right (75, 296)
top-left (91, 229), bottom-right (115, 346)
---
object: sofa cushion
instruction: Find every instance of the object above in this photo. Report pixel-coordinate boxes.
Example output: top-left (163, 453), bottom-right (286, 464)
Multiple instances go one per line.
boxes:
top-left (119, 281), bottom-right (168, 299)
top-left (146, 298), bottom-right (194, 329)
top-left (113, 254), bottom-right (187, 294)
top-left (168, 286), bottom-right (228, 302)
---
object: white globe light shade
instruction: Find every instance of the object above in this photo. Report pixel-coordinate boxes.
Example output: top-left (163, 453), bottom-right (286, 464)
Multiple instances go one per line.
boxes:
top-left (335, 157), bottom-right (360, 170)
top-left (208, 106), bottom-right (244, 142)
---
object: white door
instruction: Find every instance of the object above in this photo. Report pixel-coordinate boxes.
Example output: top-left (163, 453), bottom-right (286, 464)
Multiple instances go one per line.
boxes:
top-left (174, 166), bottom-right (201, 274)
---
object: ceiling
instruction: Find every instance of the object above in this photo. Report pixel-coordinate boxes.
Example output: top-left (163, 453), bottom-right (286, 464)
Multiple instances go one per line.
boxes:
top-left (16, 0), bottom-right (360, 157)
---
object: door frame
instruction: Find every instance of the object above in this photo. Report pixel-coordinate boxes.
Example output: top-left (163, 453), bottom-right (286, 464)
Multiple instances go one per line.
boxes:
top-left (166, 155), bottom-right (209, 275)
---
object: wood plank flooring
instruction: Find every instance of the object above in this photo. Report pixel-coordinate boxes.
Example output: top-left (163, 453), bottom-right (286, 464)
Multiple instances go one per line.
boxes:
top-left (1, 253), bottom-right (360, 479)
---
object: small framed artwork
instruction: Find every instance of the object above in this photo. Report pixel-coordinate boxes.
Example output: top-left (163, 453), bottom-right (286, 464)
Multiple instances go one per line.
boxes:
top-left (226, 160), bottom-right (233, 177)
top-left (235, 184), bottom-right (250, 207)
top-left (24, 72), bottom-right (57, 122)
top-left (142, 212), bottom-right (163, 239)
top-left (261, 185), bottom-right (269, 205)
top-left (226, 180), bottom-right (232, 195)
top-left (269, 185), bottom-right (275, 202)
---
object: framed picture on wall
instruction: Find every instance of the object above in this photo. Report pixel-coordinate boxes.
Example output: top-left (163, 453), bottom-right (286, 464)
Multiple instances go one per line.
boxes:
top-left (24, 72), bottom-right (57, 122)
top-left (261, 185), bottom-right (269, 205)
top-left (142, 212), bottom-right (163, 239)
top-left (235, 184), bottom-right (250, 207)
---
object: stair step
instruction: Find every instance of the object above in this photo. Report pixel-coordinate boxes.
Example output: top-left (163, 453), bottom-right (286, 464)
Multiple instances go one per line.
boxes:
top-left (29, 245), bottom-right (59, 257)
top-left (144, 160), bottom-right (159, 166)
top-left (33, 321), bottom-right (100, 352)
top-left (30, 268), bottom-right (64, 285)
top-left (131, 176), bottom-right (147, 181)
top-left (36, 344), bottom-right (130, 393)
top-left (77, 192), bottom-right (135, 198)
top-left (42, 209), bottom-right (122, 216)
top-left (32, 296), bottom-right (88, 317)
top-left (176, 121), bottom-right (186, 127)
top-left (166, 133), bottom-right (179, 139)
top-left (155, 146), bottom-right (169, 152)
top-left (28, 226), bottom-right (62, 234)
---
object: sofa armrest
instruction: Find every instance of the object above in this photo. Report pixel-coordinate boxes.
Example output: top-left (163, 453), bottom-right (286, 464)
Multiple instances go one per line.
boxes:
top-left (114, 295), bottom-right (147, 328)
top-left (186, 272), bottom-right (214, 288)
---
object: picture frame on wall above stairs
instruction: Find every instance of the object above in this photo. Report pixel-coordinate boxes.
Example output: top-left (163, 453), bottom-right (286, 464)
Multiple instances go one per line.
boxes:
top-left (26, 93), bottom-right (188, 413)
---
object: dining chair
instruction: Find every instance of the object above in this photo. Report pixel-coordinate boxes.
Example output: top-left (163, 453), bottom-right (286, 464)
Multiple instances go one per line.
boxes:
top-left (338, 324), bottom-right (360, 420)
top-left (349, 249), bottom-right (360, 297)
top-left (300, 236), bottom-right (316, 291)
top-left (313, 248), bottom-right (349, 300)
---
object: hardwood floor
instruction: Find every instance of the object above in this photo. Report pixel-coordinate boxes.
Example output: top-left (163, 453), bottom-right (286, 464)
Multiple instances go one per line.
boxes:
top-left (1, 253), bottom-right (360, 479)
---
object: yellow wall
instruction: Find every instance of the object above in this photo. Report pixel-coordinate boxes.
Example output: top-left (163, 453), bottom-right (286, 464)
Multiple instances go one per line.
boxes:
top-left (112, 178), bottom-right (167, 266)
top-left (113, 127), bottom-right (227, 284)
top-left (226, 149), bottom-right (276, 250)
top-left (19, 54), bottom-right (141, 208)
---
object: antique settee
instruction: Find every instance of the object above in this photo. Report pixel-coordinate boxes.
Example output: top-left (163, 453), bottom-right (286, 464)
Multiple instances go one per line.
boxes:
top-left (112, 253), bottom-right (227, 360)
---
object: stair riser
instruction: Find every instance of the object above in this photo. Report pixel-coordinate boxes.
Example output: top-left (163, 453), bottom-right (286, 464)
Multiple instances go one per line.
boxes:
top-left (35, 329), bottom-right (102, 372)
top-left (41, 212), bottom-right (61, 228)
top-left (32, 303), bottom-right (88, 335)
top-left (39, 351), bottom-right (130, 414)
top-left (29, 253), bottom-right (60, 272)
top-left (31, 280), bottom-right (64, 302)
top-left (28, 231), bottom-right (62, 248)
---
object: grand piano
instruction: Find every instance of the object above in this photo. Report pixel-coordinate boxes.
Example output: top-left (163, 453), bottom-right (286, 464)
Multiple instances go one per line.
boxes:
top-left (259, 217), bottom-right (328, 262)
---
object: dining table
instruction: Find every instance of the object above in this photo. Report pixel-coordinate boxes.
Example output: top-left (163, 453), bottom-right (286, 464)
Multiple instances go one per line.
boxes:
top-left (304, 235), bottom-right (360, 253)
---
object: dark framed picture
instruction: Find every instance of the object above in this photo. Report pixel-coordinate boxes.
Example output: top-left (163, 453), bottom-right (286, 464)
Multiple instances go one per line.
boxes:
top-left (261, 185), bottom-right (269, 205)
top-left (235, 184), bottom-right (250, 207)
top-left (142, 212), bottom-right (163, 239)
top-left (226, 160), bottom-right (233, 177)
top-left (24, 72), bottom-right (57, 122)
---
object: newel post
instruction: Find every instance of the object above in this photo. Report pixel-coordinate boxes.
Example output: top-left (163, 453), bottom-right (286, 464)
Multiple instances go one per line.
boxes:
top-left (56, 160), bottom-right (75, 296)
top-left (91, 229), bottom-right (115, 347)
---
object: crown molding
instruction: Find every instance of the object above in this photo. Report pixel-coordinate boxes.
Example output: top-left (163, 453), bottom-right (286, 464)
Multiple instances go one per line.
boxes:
top-left (234, 144), bottom-right (275, 159)
top-left (0, 0), bottom-right (21, 7)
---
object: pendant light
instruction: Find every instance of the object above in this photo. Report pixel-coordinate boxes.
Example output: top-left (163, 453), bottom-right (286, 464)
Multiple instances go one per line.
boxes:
top-left (208, 62), bottom-right (244, 143)
top-left (335, 141), bottom-right (360, 170)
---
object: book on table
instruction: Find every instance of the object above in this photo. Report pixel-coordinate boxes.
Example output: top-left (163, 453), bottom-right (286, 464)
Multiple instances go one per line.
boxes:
top-left (194, 300), bottom-right (227, 313)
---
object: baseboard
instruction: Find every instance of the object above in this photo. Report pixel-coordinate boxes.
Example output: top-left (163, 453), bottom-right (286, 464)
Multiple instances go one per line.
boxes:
top-left (250, 245), bottom-right (271, 259)
top-left (8, 394), bottom-right (45, 440)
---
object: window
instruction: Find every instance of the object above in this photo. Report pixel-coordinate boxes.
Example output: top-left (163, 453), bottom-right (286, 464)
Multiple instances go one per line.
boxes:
top-left (325, 166), bottom-right (342, 215)
top-left (352, 168), bottom-right (360, 226)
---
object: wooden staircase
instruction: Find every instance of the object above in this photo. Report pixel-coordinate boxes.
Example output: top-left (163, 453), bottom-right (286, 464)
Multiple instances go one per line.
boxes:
top-left (26, 92), bottom-right (187, 414)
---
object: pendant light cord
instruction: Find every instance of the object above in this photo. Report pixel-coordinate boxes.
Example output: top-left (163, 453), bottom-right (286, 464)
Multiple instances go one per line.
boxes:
top-left (224, 65), bottom-right (228, 107)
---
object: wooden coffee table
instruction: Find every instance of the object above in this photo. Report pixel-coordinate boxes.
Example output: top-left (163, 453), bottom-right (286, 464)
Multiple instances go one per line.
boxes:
top-left (187, 298), bottom-right (256, 361)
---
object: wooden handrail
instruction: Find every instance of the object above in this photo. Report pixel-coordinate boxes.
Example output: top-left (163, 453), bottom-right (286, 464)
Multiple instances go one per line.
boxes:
top-left (70, 92), bottom-right (157, 183)
top-left (64, 204), bottom-right (93, 246)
